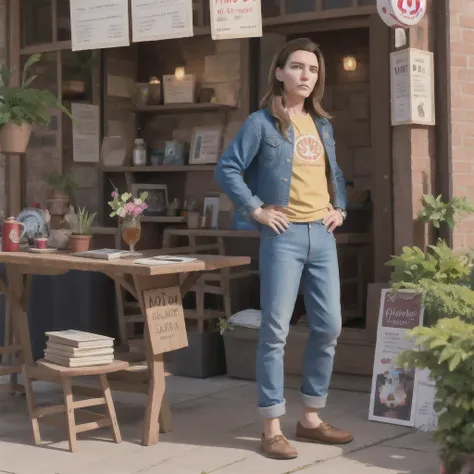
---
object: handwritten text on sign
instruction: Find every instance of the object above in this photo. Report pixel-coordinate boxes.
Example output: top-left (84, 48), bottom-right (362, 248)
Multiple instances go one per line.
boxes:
top-left (210, 0), bottom-right (262, 40)
top-left (144, 286), bottom-right (188, 355)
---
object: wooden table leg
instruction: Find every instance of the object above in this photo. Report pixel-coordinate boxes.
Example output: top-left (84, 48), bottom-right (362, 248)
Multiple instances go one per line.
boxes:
top-left (132, 273), bottom-right (177, 446)
top-left (0, 265), bottom-right (32, 394)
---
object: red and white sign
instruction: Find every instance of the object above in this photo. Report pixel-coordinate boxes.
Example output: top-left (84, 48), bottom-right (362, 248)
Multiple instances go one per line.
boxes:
top-left (377, 0), bottom-right (426, 28)
top-left (210, 0), bottom-right (262, 40)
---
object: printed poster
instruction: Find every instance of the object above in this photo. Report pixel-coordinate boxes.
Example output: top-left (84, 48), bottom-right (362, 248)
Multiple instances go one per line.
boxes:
top-left (131, 0), bottom-right (194, 42)
top-left (210, 0), bottom-right (262, 40)
top-left (368, 289), bottom-right (425, 427)
top-left (71, 103), bottom-right (100, 163)
top-left (70, 0), bottom-right (130, 51)
top-left (390, 48), bottom-right (435, 126)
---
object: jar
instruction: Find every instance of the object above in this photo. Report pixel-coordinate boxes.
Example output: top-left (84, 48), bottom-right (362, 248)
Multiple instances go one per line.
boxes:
top-left (132, 138), bottom-right (147, 166)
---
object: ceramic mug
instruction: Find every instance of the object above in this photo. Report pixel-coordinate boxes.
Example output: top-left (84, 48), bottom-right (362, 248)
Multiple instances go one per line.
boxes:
top-left (34, 237), bottom-right (48, 249)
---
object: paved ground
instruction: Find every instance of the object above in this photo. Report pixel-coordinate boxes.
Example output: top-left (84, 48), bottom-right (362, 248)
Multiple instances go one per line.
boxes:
top-left (0, 374), bottom-right (439, 474)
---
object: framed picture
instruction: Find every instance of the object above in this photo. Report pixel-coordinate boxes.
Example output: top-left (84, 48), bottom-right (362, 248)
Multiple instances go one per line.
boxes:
top-left (203, 196), bottom-right (220, 229)
top-left (189, 126), bottom-right (223, 164)
top-left (131, 183), bottom-right (168, 216)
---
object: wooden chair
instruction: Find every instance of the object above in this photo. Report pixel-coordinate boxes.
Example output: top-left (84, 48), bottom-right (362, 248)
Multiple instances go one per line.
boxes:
top-left (22, 359), bottom-right (128, 453)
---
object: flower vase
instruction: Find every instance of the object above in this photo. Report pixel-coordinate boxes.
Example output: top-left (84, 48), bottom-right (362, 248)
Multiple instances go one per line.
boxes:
top-left (122, 215), bottom-right (142, 256)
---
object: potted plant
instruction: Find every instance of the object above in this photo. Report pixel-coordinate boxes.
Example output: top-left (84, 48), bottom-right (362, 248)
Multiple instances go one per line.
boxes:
top-left (385, 194), bottom-right (474, 474)
top-left (68, 207), bottom-right (96, 252)
top-left (44, 171), bottom-right (77, 217)
top-left (108, 189), bottom-right (148, 253)
top-left (0, 53), bottom-right (73, 153)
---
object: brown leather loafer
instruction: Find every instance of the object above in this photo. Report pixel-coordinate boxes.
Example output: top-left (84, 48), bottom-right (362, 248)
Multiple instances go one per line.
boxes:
top-left (261, 433), bottom-right (298, 459)
top-left (296, 421), bottom-right (354, 445)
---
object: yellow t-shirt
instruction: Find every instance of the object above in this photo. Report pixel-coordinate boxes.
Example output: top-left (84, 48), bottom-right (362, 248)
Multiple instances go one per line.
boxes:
top-left (280, 114), bottom-right (331, 222)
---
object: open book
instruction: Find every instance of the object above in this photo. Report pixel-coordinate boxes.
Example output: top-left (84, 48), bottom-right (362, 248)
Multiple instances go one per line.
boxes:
top-left (134, 255), bottom-right (198, 266)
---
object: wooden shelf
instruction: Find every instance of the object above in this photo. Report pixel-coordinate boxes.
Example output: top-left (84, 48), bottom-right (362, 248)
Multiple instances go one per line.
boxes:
top-left (141, 216), bottom-right (186, 223)
top-left (102, 165), bottom-right (215, 173)
top-left (133, 103), bottom-right (235, 114)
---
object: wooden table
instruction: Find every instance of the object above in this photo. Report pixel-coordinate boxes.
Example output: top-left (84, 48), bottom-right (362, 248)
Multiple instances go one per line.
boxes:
top-left (0, 250), bottom-right (250, 446)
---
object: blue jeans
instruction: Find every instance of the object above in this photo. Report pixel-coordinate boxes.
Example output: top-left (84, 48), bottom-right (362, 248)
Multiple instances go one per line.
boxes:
top-left (257, 221), bottom-right (342, 418)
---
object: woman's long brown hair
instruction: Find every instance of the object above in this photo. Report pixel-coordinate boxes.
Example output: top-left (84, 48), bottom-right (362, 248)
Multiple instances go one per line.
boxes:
top-left (260, 38), bottom-right (331, 138)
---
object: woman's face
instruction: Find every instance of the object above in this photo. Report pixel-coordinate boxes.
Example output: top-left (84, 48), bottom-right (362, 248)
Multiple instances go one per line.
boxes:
top-left (275, 50), bottom-right (319, 100)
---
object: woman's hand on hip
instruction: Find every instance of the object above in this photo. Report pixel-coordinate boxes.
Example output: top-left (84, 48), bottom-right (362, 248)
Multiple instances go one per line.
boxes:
top-left (251, 206), bottom-right (290, 234)
top-left (322, 204), bottom-right (344, 233)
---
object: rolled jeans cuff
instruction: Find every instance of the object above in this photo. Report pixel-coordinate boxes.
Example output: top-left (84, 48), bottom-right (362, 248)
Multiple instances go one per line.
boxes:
top-left (258, 400), bottom-right (286, 418)
top-left (301, 391), bottom-right (328, 409)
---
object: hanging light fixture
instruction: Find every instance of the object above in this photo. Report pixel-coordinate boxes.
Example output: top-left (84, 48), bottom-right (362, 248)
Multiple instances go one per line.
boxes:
top-left (343, 56), bottom-right (357, 72)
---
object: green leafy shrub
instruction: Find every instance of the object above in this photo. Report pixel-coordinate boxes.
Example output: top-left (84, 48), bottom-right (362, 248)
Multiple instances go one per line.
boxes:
top-left (399, 318), bottom-right (474, 474)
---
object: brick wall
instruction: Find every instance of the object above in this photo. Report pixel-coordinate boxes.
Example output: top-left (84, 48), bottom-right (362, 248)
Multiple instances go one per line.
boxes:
top-left (449, 1), bottom-right (474, 250)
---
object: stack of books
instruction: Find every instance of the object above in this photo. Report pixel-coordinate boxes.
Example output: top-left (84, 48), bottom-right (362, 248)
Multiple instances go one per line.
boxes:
top-left (44, 330), bottom-right (115, 368)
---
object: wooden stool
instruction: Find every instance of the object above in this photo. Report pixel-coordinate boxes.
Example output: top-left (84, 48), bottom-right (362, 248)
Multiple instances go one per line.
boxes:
top-left (22, 359), bottom-right (129, 452)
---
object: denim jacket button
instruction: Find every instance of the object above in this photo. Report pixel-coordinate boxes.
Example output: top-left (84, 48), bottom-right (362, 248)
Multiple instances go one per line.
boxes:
top-left (286, 159), bottom-right (290, 163)
top-left (283, 178), bottom-right (288, 182)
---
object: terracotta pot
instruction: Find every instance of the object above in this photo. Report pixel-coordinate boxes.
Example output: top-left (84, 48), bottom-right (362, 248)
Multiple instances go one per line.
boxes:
top-left (69, 234), bottom-right (92, 253)
top-left (47, 190), bottom-right (70, 216)
top-left (0, 122), bottom-right (32, 154)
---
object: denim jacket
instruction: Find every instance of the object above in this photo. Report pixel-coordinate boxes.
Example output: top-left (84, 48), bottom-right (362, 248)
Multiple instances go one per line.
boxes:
top-left (215, 108), bottom-right (347, 223)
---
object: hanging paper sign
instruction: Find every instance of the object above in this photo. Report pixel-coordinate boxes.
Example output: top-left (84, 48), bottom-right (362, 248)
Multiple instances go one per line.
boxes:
top-left (377, 0), bottom-right (426, 28)
top-left (131, 0), bottom-right (194, 43)
top-left (70, 0), bottom-right (130, 51)
top-left (210, 0), bottom-right (262, 40)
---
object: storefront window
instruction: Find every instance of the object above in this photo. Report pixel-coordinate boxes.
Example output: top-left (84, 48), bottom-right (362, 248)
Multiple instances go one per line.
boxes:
top-left (285, 0), bottom-right (316, 14)
top-left (57, 0), bottom-right (72, 41)
top-left (61, 51), bottom-right (94, 102)
top-left (21, 0), bottom-right (53, 47)
top-left (20, 52), bottom-right (58, 96)
top-left (262, 0), bottom-right (281, 18)
top-left (322, 0), bottom-right (353, 8)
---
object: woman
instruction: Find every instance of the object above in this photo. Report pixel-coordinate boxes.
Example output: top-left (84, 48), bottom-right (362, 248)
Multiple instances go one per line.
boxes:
top-left (215, 38), bottom-right (353, 459)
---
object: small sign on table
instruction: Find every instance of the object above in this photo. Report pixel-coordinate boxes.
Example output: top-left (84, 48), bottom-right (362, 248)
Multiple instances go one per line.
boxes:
top-left (144, 286), bottom-right (188, 355)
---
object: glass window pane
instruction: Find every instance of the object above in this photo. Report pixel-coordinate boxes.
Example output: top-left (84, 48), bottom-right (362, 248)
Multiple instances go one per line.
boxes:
top-left (192, 0), bottom-right (199, 26)
top-left (61, 51), bottom-right (95, 101)
top-left (322, 0), bottom-right (352, 8)
top-left (21, 0), bottom-right (53, 46)
top-left (285, 0), bottom-right (315, 14)
top-left (262, 0), bottom-right (280, 18)
top-left (57, 0), bottom-right (71, 41)
top-left (20, 52), bottom-right (58, 96)
top-left (203, 1), bottom-right (210, 26)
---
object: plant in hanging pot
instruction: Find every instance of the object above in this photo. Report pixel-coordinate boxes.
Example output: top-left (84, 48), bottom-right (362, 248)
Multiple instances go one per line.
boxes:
top-left (0, 53), bottom-right (73, 154)
top-left (68, 207), bottom-right (96, 252)
top-left (44, 171), bottom-right (77, 216)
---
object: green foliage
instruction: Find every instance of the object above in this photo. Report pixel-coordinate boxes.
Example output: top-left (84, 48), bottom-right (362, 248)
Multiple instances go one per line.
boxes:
top-left (74, 207), bottom-right (96, 235)
top-left (0, 53), bottom-right (73, 127)
top-left (386, 239), bottom-right (472, 286)
top-left (389, 194), bottom-right (474, 472)
top-left (418, 194), bottom-right (474, 229)
top-left (44, 171), bottom-right (77, 195)
top-left (392, 279), bottom-right (474, 325)
top-left (399, 318), bottom-right (474, 473)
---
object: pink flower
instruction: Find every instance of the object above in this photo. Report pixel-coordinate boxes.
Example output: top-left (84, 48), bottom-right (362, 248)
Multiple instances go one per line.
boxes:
top-left (111, 191), bottom-right (118, 198)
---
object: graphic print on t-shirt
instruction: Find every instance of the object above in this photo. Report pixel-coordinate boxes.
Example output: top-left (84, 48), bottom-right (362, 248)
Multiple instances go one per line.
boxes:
top-left (279, 114), bottom-right (331, 222)
top-left (294, 134), bottom-right (324, 163)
